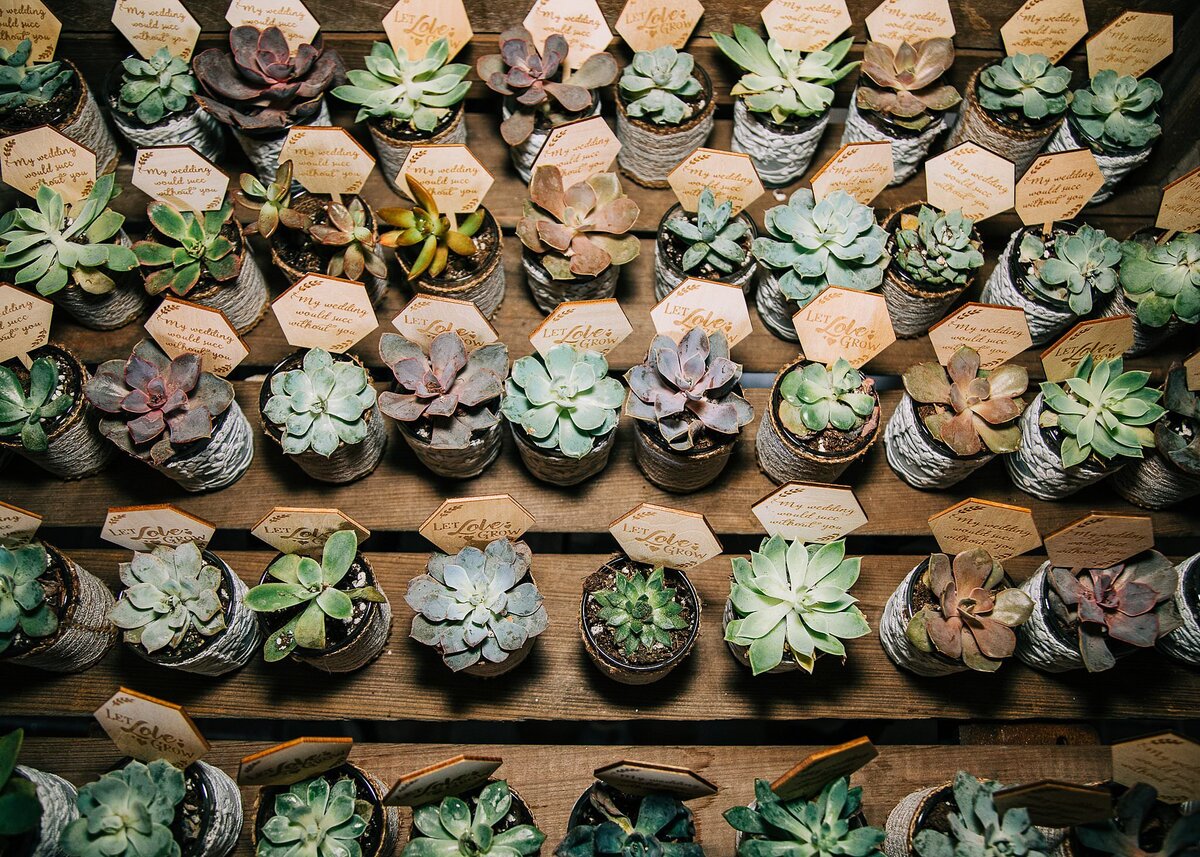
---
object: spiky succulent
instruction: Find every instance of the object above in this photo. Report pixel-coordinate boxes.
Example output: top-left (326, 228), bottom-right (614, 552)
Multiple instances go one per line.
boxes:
top-left (332, 38), bottom-right (469, 129)
top-left (0, 543), bottom-right (57, 655)
top-left (557, 788), bottom-right (700, 857)
top-left (893, 207), bottom-right (983, 287)
top-left (132, 200), bottom-right (241, 296)
top-left (0, 39), bottom-right (72, 114)
top-left (517, 166), bottom-right (640, 280)
top-left (193, 26), bottom-right (344, 130)
top-left (1158, 366), bottom-right (1200, 473)
top-left (407, 781), bottom-right (545, 857)
top-left (1038, 354), bottom-right (1166, 467)
top-left (713, 25), bottom-right (857, 123)
top-left (977, 53), bottom-right (1071, 121)
top-left (591, 566), bottom-right (688, 657)
top-left (257, 775), bottom-right (372, 857)
top-left (665, 188), bottom-right (750, 274)
top-left (0, 174), bottom-right (137, 296)
top-left (1118, 231), bottom-right (1200, 328)
top-left (724, 777), bottom-right (885, 857)
top-left (477, 27), bottom-right (618, 146)
top-left (116, 47), bottom-right (197, 125)
top-left (378, 174), bottom-right (483, 280)
top-left (307, 197), bottom-right (388, 281)
top-left (1019, 224), bottom-right (1120, 315)
top-left (1070, 70), bottom-right (1162, 152)
top-left (108, 541), bottom-right (225, 654)
top-left (0, 356), bottom-right (72, 451)
top-left (905, 549), bottom-right (1033, 672)
top-left (379, 332), bottom-right (508, 448)
top-left (902, 347), bottom-right (1029, 456)
top-left (753, 189), bottom-right (889, 305)
top-left (263, 348), bottom-right (378, 458)
top-left (726, 535), bottom-right (869, 675)
top-left (856, 38), bottom-right (960, 131)
top-left (1074, 783), bottom-right (1200, 857)
top-left (0, 730), bottom-right (41, 841)
top-left (60, 759), bottom-right (185, 857)
top-left (502, 345), bottom-right (624, 459)
top-left (619, 46), bottom-right (703, 125)
top-left (778, 359), bottom-right (875, 435)
top-left (913, 772), bottom-right (1050, 857)
top-left (236, 161), bottom-right (311, 239)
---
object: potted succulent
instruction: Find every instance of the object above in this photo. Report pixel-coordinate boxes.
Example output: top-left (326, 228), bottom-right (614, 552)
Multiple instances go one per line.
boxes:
top-left (946, 53), bottom-right (1071, 175)
top-left (1069, 783), bottom-right (1199, 857)
top-left (842, 39), bottom-right (961, 185)
top-left (0, 344), bottom-right (112, 479)
top-left (378, 331), bottom-right (509, 478)
top-left (557, 782), bottom-right (702, 857)
top-left (1160, 553), bottom-right (1200, 668)
top-left (333, 38), bottom-right (470, 194)
top-left (107, 47), bottom-right (224, 159)
top-left (712, 26), bottom-right (857, 186)
top-left (132, 198), bottom-right (269, 334)
top-left (1014, 550), bottom-right (1181, 674)
top-left (884, 346), bottom-right (1028, 490)
top-left (517, 166), bottom-right (641, 314)
top-left (625, 328), bottom-right (754, 492)
top-left (86, 340), bottom-right (254, 492)
top-left (244, 529), bottom-right (392, 673)
top-left (477, 27), bottom-right (616, 181)
top-left (756, 357), bottom-right (881, 484)
top-left (1, 728), bottom-right (79, 857)
top-left (615, 46), bottom-right (715, 187)
top-left (501, 344), bottom-right (625, 486)
top-left (404, 780), bottom-right (544, 857)
top-left (260, 347), bottom-right (385, 484)
top-left (107, 540), bottom-right (262, 677)
top-left (1112, 367), bottom-right (1200, 509)
top-left (0, 176), bottom-right (146, 330)
top-left (406, 538), bottom-right (549, 677)
top-left (725, 777), bottom-right (885, 857)
top-left (881, 204), bottom-right (984, 336)
top-left (193, 26), bottom-right (345, 181)
top-left (581, 561), bottom-right (699, 685)
top-left (752, 189), bottom-right (890, 342)
top-left (655, 187), bottom-right (757, 301)
top-left (1005, 354), bottom-right (1164, 500)
top-left (1114, 231), bottom-right (1199, 356)
top-left (724, 535), bottom-right (870, 675)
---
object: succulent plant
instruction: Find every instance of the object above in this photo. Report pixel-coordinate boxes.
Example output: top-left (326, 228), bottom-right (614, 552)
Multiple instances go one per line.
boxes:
top-left (725, 777), bottom-right (885, 857)
top-left (591, 566), bottom-right (688, 657)
top-left (407, 780), bottom-right (545, 857)
top-left (0, 39), bottom-right (72, 114)
top-left (1074, 783), bottom-right (1200, 857)
top-left (0, 543), bottom-right (57, 655)
top-left (713, 25), bottom-right (857, 123)
top-left (0, 729), bottom-right (41, 840)
top-left (517, 166), bottom-right (640, 280)
top-left (60, 759), bottom-right (185, 857)
top-left (379, 174), bottom-right (483, 280)
top-left (263, 348), bottom-right (378, 458)
top-left (726, 535), bottom-right (869, 675)
top-left (193, 26), bottom-right (344, 130)
top-left (1019, 224), bottom-right (1120, 316)
top-left (557, 789), bottom-right (700, 857)
top-left (257, 775), bottom-right (372, 857)
top-left (477, 27), bottom-right (618, 146)
top-left (978, 53), bottom-right (1071, 121)
top-left (307, 197), bottom-right (388, 281)
top-left (0, 174), bottom-right (137, 296)
top-left (893, 206), bottom-right (983, 287)
top-left (1118, 232), bottom-right (1200, 327)
top-left (778, 359), bottom-right (876, 436)
top-left (665, 188), bottom-right (750, 274)
top-left (905, 549), bottom-right (1033, 673)
top-left (619, 46), bottom-right (703, 125)
top-left (333, 38), bottom-right (470, 129)
top-left (913, 772), bottom-right (1050, 857)
top-left (236, 161), bottom-right (311, 239)
top-left (1070, 70), bottom-right (1162, 152)
top-left (1159, 366), bottom-right (1200, 473)
top-left (753, 189), bottom-right (889, 305)
top-left (902, 347), bottom-right (1029, 456)
top-left (0, 356), bottom-right (72, 452)
top-left (1038, 354), bottom-right (1165, 468)
top-left (856, 38), bottom-right (961, 131)
top-left (502, 345), bottom-right (624, 459)
top-left (108, 541), bottom-right (225, 654)
top-left (132, 200), bottom-right (241, 296)
top-left (406, 538), bottom-right (548, 672)
top-left (116, 47), bottom-right (197, 125)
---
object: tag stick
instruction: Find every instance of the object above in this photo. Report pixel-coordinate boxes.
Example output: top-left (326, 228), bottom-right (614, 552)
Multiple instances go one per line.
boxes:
top-left (16, 352), bottom-right (32, 370)
top-left (331, 191), bottom-right (343, 206)
top-left (1042, 220), bottom-right (1053, 237)
top-left (1158, 229), bottom-right (1177, 245)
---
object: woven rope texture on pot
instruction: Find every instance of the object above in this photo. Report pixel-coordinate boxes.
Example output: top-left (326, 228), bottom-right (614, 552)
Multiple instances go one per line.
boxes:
top-left (191, 760), bottom-right (243, 857)
top-left (296, 595), bottom-right (392, 673)
top-left (841, 93), bottom-right (948, 185)
top-left (10, 551), bottom-right (116, 673)
top-left (400, 421), bottom-right (502, 479)
top-left (1004, 394), bottom-right (1121, 500)
top-left (110, 104), bottom-right (224, 162)
top-left (616, 83), bottom-right (715, 187)
top-left (946, 66), bottom-right (1059, 176)
top-left (884, 394), bottom-right (995, 489)
top-left (155, 400), bottom-right (255, 492)
top-left (1111, 447), bottom-right (1200, 510)
top-left (1158, 554), bottom-right (1200, 667)
top-left (883, 786), bottom-right (941, 857)
top-left (979, 231), bottom-right (1075, 347)
top-left (503, 100), bottom-right (602, 183)
top-left (279, 402), bottom-right (387, 484)
top-left (16, 766), bottom-right (78, 857)
top-left (1013, 565), bottom-right (1084, 673)
top-left (731, 99), bottom-right (828, 186)
top-left (371, 107), bottom-right (467, 194)
top-left (509, 420), bottom-right (616, 486)
top-left (232, 100), bottom-right (332, 183)
top-left (192, 249), bottom-right (270, 335)
top-left (523, 252), bottom-right (619, 314)
top-left (633, 423), bottom-right (735, 493)
top-left (1045, 118), bottom-right (1152, 204)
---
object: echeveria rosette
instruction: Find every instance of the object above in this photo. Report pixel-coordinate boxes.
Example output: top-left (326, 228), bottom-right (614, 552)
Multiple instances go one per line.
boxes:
top-left (257, 776), bottom-right (372, 857)
top-left (1070, 70), bottom-right (1162, 152)
top-left (1118, 232), bottom-right (1200, 328)
top-left (665, 187), bottom-right (750, 274)
top-left (332, 38), bottom-right (470, 129)
top-left (893, 206), bottom-right (984, 288)
top-left (60, 759), bottom-right (185, 857)
top-left (619, 46), bottom-right (702, 126)
top-left (132, 200), bottom-right (242, 297)
top-left (1019, 224), bottom-right (1120, 316)
top-left (913, 772), bottom-right (1050, 857)
top-left (263, 349), bottom-right (378, 458)
top-left (116, 48), bottom-right (198, 125)
top-left (856, 38), bottom-right (960, 131)
top-left (779, 359), bottom-right (875, 436)
top-left (977, 53), bottom-right (1071, 121)
top-left (407, 780), bottom-right (546, 857)
top-left (591, 567), bottom-right (688, 657)
top-left (0, 357), bottom-right (72, 452)
top-left (557, 790), bottom-right (701, 857)
top-left (724, 777), bottom-right (885, 857)
top-left (1073, 783), bottom-right (1200, 857)
top-left (0, 543), bottom-right (57, 655)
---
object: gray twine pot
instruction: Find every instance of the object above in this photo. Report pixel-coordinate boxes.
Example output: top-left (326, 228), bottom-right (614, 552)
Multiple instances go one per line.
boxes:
top-left (186, 242), bottom-right (270, 334)
top-left (722, 596), bottom-right (806, 674)
top-left (508, 419), bottom-right (616, 486)
top-left (138, 400), bottom-right (255, 492)
top-left (883, 784), bottom-right (945, 857)
top-left (503, 98), bottom-right (602, 183)
top-left (398, 420), bottom-right (502, 479)
top-left (14, 765), bottom-right (77, 857)
top-left (231, 99), bottom-right (332, 184)
top-left (1159, 553), bottom-right (1200, 667)
top-left (979, 229), bottom-right (1077, 347)
top-left (1005, 393), bottom-right (1124, 500)
top-left (1014, 565), bottom-right (1085, 673)
top-left (880, 204), bottom-right (974, 337)
top-left (400, 210), bottom-right (505, 318)
top-left (52, 60), bottom-right (121, 175)
top-left (884, 393), bottom-right (995, 490)
top-left (1093, 287), bottom-right (1184, 357)
top-left (52, 231), bottom-right (149, 330)
top-left (109, 99), bottom-right (224, 163)
top-left (1110, 444), bottom-right (1200, 510)
top-left (616, 65), bottom-right (715, 187)
top-left (632, 421), bottom-right (736, 493)
top-left (879, 564), bottom-right (967, 677)
top-left (370, 104), bottom-right (467, 194)
top-left (653, 204), bottom-right (758, 301)
top-left (189, 760), bottom-right (243, 857)
top-left (841, 91), bottom-right (949, 185)
top-left (754, 267), bottom-right (803, 341)
top-left (523, 249), bottom-right (620, 314)
top-left (1045, 116), bottom-right (1152, 205)
top-left (731, 99), bottom-right (829, 187)
top-left (946, 66), bottom-right (1061, 176)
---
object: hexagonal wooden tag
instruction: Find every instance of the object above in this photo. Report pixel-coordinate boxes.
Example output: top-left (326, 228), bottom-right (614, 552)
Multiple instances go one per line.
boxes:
top-left (94, 688), bottom-right (209, 767)
top-left (993, 781), bottom-right (1113, 827)
top-left (101, 504), bottom-right (216, 551)
top-left (1087, 12), bottom-right (1173, 79)
top-left (225, 0), bottom-right (319, 51)
top-left (1001, 0), bottom-right (1087, 63)
top-left (385, 755), bottom-right (503, 807)
top-left (760, 0), bottom-right (851, 52)
top-left (928, 498), bottom-right (1041, 562)
top-left (595, 761), bottom-right (718, 799)
top-left (615, 0), bottom-right (703, 52)
top-left (609, 503), bottom-right (721, 570)
top-left (1112, 732), bottom-right (1200, 804)
top-left (112, 0), bottom-right (201, 60)
top-left (420, 495), bottom-right (535, 554)
top-left (399, 145), bottom-right (493, 214)
top-left (928, 303), bottom-right (1032, 370)
top-left (272, 273), bottom-right (378, 353)
top-left (650, 277), bottom-right (752, 347)
top-left (0, 0), bottom-right (60, 62)
top-left (532, 116), bottom-right (621, 192)
top-left (144, 297), bottom-right (249, 377)
top-left (771, 737), bottom-right (878, 801)
top-left (810, 142), bottom-right (893, 206)
top-left (864, 0), bottom-right (955, 53)
top-left (1186, 348), bottom-right (1200, 391)
top-left (925, 143), bottom-right (1015, 222)
top-left (392, 295), bottom-right (498, 351)
top-left (752, 482), bottom-right (867, 544)
top-left (280, 126), bottom-right (374, 196)
top-left (792, 287), bottom-right (895, 369)
top-left (1155, 164), bottom-right (1200, 236)
top-left (668, 148), bottom-right (763, 217)
top-left (1015, 150), bottom-right (1104, 229)
top-left (524, 0), bottom-right (611, 69)
top-left (132, 146), bottom-right (229, 213)
top-left (1040, 317), bottom-right (1134, 383)
top-left (530, 299), bottom-right (632, 357)
top-left (383, 0), bottom-right (472, 61)
top-left (1044, 513), bottom-right (1154, 570)
top-left (0, 500), bottom-right (41, 548)
top-left (1, 125), bottom-right (95, 203)
top-left (252, 507), bottom-right (371, 556)
top-left (238, 737), bottom-right (354, 786)
top-left (0, 285), bottom-right (51, 367)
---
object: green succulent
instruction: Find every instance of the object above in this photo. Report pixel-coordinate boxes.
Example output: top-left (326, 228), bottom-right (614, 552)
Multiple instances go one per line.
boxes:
top-left (665, 188), bottom-right (750, 274)
top-left (1039, 354), bottom-right (1166, 468)
top-left (405, 780), bottom-right (546, 857)
top-left (1118, 232), bottom-right (1200, 327)
top-left (60, 759), bottom-right (185, 857)
top-left (778, 359), bottom-right (875, 436)
top-left (894, 207), bottom-right (984, 288)
top-left (913, 772), bottom-right (1050, 857)
top-left (116, 47), bottom-right (197, 125)
top-left (263, 349), bottom-right (378, 458)
top-left (977, 53), bottom-right (1071, 121)
top-left (0, 542), bottom-right (57, 655)
top-left (1073, 783), bottom-right (1200, 857)
top-left (236, 160), bottom-right (311, 239)
top-left (108, 541), bottom-right (225, 654)
top-left (724, 777), bottom-right (885, 857)
top-left (592, 566), bottom-right (688, 657)
top-left (0, 39), bottom-right (73, 114)
top-left (333, 38), bottom-right (470, 130)
top-left (1019, 224), bottom-right (1120, 315)
top-left (0, 356), bottom-right (72, 451)
top-left (619, 46), bottom-right (703, 125)
top-left (132, 200), bottom-right (240, 296)
top-left (256, 775), bottom-right (372, 857)
top-left (556, 788), bottom-right (701, 857)
top-left (0, 729), bottom-right (41, 841)
top-left (1070, 70), bottom-right (1162, 152)
top-left (1157, 367), bottom-right (1200, 473)
top-left (379, 174), bottom-right (484, 280)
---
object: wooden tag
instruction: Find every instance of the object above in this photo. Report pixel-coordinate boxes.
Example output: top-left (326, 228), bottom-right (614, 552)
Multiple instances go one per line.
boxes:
top-left (523, 0), bottom-right (611, 70)
top-left (399, 145), bottom-right (493, 214)
top-left (1186, 349), bottom-right (1199, 391)
top-left (609, 503), bottom-right (722, 570)
top-left (1111, 732), bottom-right (1200, 804)
top-left (928, 498), bottom-right (1042, 561)
top-left (385, 755), bottom-right (503, 807)
top-left (650, 277), bottom-right (752, 347)
top-left (94, 688), bottom-right (209, 767)
top-left (594, 761), bottom-right (718, 799)
top-left (530, 299), bottom-right (632, 357)
top-left (864, 0), bottom-right (955, 52)
top-left (392, 295), bottom-right (498, 352)
top-left (760, 0), bottom-right (851, 53)
top-left (272, 273), bottom-right (378, 353)
top-left (132, 146), bottom-right (228, 213)
top-left (1000, 0), bottom-right (1087, 63)
top-left (144, 297), bottom-right (249, 377)
top-left (771, 737), bottom-right (878, 801)
top-left (791, 287), bottom-right (895, 369)
top-left (751, 482), bottom-right (867, 543)
top-left (993, 781), bottom-right (1113, 827)
top-left (383, 0), bottom-right (473, 61)
top-left (279, 126), bottom-right (375, 196)
top-left (1015, 150), bottom-right (1104, 229)
top-left (251, 507), bottom-right (371, 556)
top-left (225, 0), bottom-right (319, 51)
top-left (1087, 12), bottom-right (1173, 79)
top-left (101, 504), bottom-right (216, 552)
top-left (0, 125), bottom-right (96, 204)
top-left (1044, 513), bottom-right (1154, 570)
top-left (615, 0), bottom-right (704, 52)
top-left (0, 285), bottom-right (51, 367)
top-left (810, 142), bottom-right (893, 206)
top-left (924, 143), bottom-right (1015, 222)
top-left (1040, 317), bottom-right (1134, 382)
top-left (1155, 165), bottom-right (1200, 236)
top-left (238, 738), bottom-right (353, 787)
top-left (419, 495), bottom-right (535, 554)
top-left (531, 116), bottom-right (621, 192)
top-left (667, 148), bottom-right (763, 217)
top-left (0, 0), bottom-right (60, 63)
top-left (0, 500), bottom-right (41, 548)
top-left (927, 303), bottom-right (1032, 370)
top-left (111, 0), bottom-right (201, 60)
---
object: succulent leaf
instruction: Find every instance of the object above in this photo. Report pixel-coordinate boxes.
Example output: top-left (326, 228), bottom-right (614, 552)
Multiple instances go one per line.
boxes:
top-left (60, 759), bottom-right (185, 857)
top-left (1019, 224), bottom-right (1120, 315)
top-left (619, 46), bottom-right (702, 126)
top-left (0, 39), bottom-right (73, 116)
top-left (590, 566), bottom-right (688, 657)
top-left (379, 176), bottom-right (480, 279)
top-left (893, 206), bottom-right (983, 287)
top-left (333, 38), bottom-right (469, 129)
top-left (557, 785), bottom-right (699, 857)
top-left (116, 47), bottom-right (197, 125)
top-left (1118, 232), bottom-right (1200, 327)
top-left (406, 781), bottom-right (545, 857)
top-left (912, 772), bottom-right (1050, 857)
top-left (724, 776), bottom-right (884, 857)
top-left (134, 200), bottom-right (241, 296)
top-left (1070, 70), bottom-right (1162, 152)
top-left (263, 348), bottom-right (377, 458)
top-left (977, 53), bottom-right (1071, 121)
top-left (0, 357), bottom-right (73, 452)
top-left (0, 543), bottom-right (58, 656)
top-left (256, 775), bottom-right (372, 857)
top-left (778, 359), bottom-right (875, 436)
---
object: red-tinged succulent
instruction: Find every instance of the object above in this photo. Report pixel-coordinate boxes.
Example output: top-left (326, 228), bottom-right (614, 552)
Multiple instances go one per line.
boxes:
top-left (236, 161), bottom-right (312, 239)
top-left (378, 174), bottom-right (483, 280)
top-left (308, 198), bottom-right (387, 281)
top-left (856, 38), bottom-right (961, 131)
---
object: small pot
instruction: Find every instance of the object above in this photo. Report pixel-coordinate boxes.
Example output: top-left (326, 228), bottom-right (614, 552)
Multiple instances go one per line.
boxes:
top-left (11, 765), bottom-right (78, 857)
top-left (568, 782), bottom-right (698, 841)
top-left (654, 203), bottom-right (758, 302)
top-left (50, 232), bottom-right (150, 331)
top-left (229, 98), bottom-right (333, 183)
top-left (878, 561), bottom-right (969, 678)
top-left (722, 595), bottom-right (818, 675)
top-left (883, 782), bottom-right (954, 857)
top-left (174, 760), bottom-right (243, 857)
top-left (616, 63), bottom-right (716, 188)
top-left (407, 780), bottom-right (537, 853)
top-left (632, 417), bottom-right (738, 493)
top-left (730, 99), bottom-right (830, 187)
top-left (508, 419), bottom-right (616, 486)
top-left (884, 393), bottom-right (995, 490)
top-left (880, 203), bottom-right (977, 337)
top-left (369, 103), bottom-right (468, 195)
top-left (1057, 782), bottom-right (1180, 857)
top-left (106, 57), bottom-right (224, 161)
top-left (523, 248), bottom-right (621, 314)
top-left (841, 87), bottom-right (950, 186)
top-left (396, 208), bottom-right (505, 318)
top-left (503, 95), bottom-right (602, 183)
top-left (1004, 393), bottom-right (1125, 500)
top-left (581, 556), bottom-right (701, 684)
top-left (1045, 114), bottom-right (1153, 205)
top-left (1111, 415), bottom-right (1200, 509)
top-left (1159, 553), bottom-right (1200, 668)
top-left (397, 418), bottom-right (503, 479)
top-left (946, 65), bottom-right (1062, 176)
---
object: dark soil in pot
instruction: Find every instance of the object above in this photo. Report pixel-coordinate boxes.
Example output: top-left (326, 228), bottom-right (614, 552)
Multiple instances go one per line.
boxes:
top-left (657, 204), bottom-right (755, 282)
top-left (373, 102), bottom-right (462, 143)
top-left (255, 763), bottom-right (388, 857)
top-left (0, 71), bottom-right (82, 132)
top-left (911, 784), bottom-right (956, 840)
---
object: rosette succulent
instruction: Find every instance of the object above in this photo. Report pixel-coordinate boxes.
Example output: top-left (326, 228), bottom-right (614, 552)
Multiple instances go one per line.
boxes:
top-left (665, 187), bottom-right (750, 274)
top-left (333, 38), bottom-right (470, 129)
top-left (307, 197), bottom-right (387, 281)
top-left (257, 775), bottom-right (372, 857)
top-left (724, 777), bottom-right (885, 857)
top-left (60, 759), bottom-right (185, 857)
top-left (0, 543), bottom-right (57, 655)
top-left (236, 161), bottom-right (310, 239)
top-left (379, 174), bottom-right (483, 280)
top-left (1019, 224), bottom-right (1120, 315)
top-left (132, 200), bottom-right (242, 296)
top-left (978, 53), bottom-right (1071, 121)
top-left (0, 356), bottom-right (72, 452)
top-left (407, 780), bottom-right (545, 857)
top-left (913, 772), bottom-right (1050, 857)
top-left (778, 359), bottom-right (876, 436)
top-left (1074, 783), bottom-right (1200, 857)
top-left (856, 38), bottom-right (961, 131)
top-left (0, 39), bottom-right (72, 114)
top-left (619, 46), bottom-right (702, 125)
top-left (557, 789), bottom-right (700, 857)
top-left (591, 566), bottom-right (688, 656)
top-left (1118, 232), bottom-right (1200, 327)
top-left (1070, 70), bottom-right (1162, 152)
top-left (893, 206), bottom-right (983, 287)
top-left (0, 730), bottom-right (41, 841)
top-left (1158, 367), bottom-right (1200, 473)
top-left (115, 47), bottom-right (197, 125)
top-left (263, 348), bottom-right (378, 458)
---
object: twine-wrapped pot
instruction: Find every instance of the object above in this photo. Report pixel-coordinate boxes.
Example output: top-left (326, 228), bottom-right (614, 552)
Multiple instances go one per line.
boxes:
top-left (731, 99), bottom-right (829, 187)
top-left (503, 97), bottom-right (602, 183)
top-left (1094, 287), bottom-right (1184, 357)
top-left (723, 596), bottom-right (818, 675)
top-left (884, 394), bottom-right (995, 490)
top-left (881, 204), bottom-right (975, 337)
top-left (980, 228), bottom-right (1079, 347)
top-left (883, 784), bottom-right (948, 857)
top-left (120, 400), bottom-right (255, 492)
top-left (185, 234), bottom-right (270, 334)
top-left (13, 765), bottom-right (78, 857)
top-left (879, 563), bottom-right (967, 677)
top-left (946, 66), bottom-right (1061, 176)
top-left (616, 64), bottom-right (715, 187)
top-left (369, 104), bottom-right (467, 194)
top-left (654, 204), bottom-right (758, 301)
top-left (1110, 439), bottom-right (1200, 510)
top-left (1159, 553), bottom-right (1200, 667)
top-left (52, 230), bottom-right (149, 330)
top-left (841, 92), bottom-right (949, 185)
top-left (1014, 564), bottom-right (1086, 673)
top-left (632, 420), bottom-right (737, 493)
top-left (508, 419), bottom-right (616, 486)
top-left (1045, 116), bottom-right (1152, 205)
top-left (106, 59), bottom-right (224, 161)
top-left (231, 99), bottom-right (332, 183)
top-left (755, 267), bottom-right (805, 341)
top-left (187, 760), bottom-right (243, 857)
top-left (523, 249), bottom-right (620, 314)
top-left (1005, 393), bottom-right (1124, 500)
top-left (398, 420), bottom-right (503, 479)
top-left (398, 209), bottom-right (506, 318)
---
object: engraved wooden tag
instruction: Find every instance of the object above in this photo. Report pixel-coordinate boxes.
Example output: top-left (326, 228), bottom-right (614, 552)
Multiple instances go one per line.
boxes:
top-left (238, 737), bottom-right (353, 786)
top-left (0, 126), bottom-right (95, 203)
top-left (791, 287), bottom-right (895, 369)
top-left (112, 0), bottom-right (201, 60)
top-left (927, 498), bottom-right (1042, 561)
top-left (1155, 165), bottom-right (1200, 236)
top-left (383, 0), bottom-right (473, 61)
top-left (523, 0), bottom-right (611, 69)
top-left (251, 507), bottom-right (371, 556)
top-left (385, 755), bottom-right (503, 807)
top-left (993, 781), bottom-right (1113, 827)
top-left (531, 116), bottom-right (621, 192)
top-left (924, 143), bottom-right (1015, 222)
top-left (864, 0), bottom-right (955, 52)
top-left (594, 760), bottom-right (718, 799)
top-left (1087, 11), bottom-right (1173, 79)
top-left (760, 0), bottom-right (851, 53)
top-left (144, 297), bottom-right (249, 377)
top-left (132, 146), bottom-right (229, 213)
top-left (0, 0), bottom-right (60, 62)
top-left (530, 299), bottom-right (632, 357)
top-left (0, 500), bottom-right (41, 547)
top-left (927, 303), bottom-right (1032, 370)
top-left (225, 0), bottom-right (319, 51)
top-left (650, 277), bottom-right (752, 347)
top-left (392, 295), bottom-right (499, 351)
top-left (615, 0), bottom-right (704, 52)
top-left (399, 145), bottom-right (494, 214)
top-left (1000, 0), bottom-right (1087, 62)
top-left (279, 126), bottom-right (375, 196)
top-left (609, 503), bottom-right (722, 570)
top-left (1111, 732), bottom-right (1200, 804)
top-left (751, 482), bottom-right (867, 543)
top-left (1040, 317), bottom-right (1134, 382)
top-left (102, 504), bottom-right (217, 551)
top-left (420, 495), bottom-right (535, 553)
top-left (272, 273), bottom-right (378, 353)
top-left (1015, 150), bottom-right (1104, 228)
top-left (668, 148), bottom-right (764, 217)
top-left (94, 688), bottom-right (209, 767)
top-left (810, 142), bottom-right (893, 206)
top-left (771, 737), bottom-right (878, 801)
top-left (1186, 349), bottom-right (1199, 391)
top-left (0, 285), bottom-right (51, 367)
top-left (1044, 513), bottom-right (1154, 570)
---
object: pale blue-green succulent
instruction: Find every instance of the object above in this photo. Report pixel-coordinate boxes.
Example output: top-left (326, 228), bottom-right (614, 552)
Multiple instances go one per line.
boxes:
top-left (0, 543), bottom-right (57, 655)
top-left (913, 772), bottom-right (1050, 857)
top-left (60, 759), bottom-right (185, 857)
top-left (333, 38), bottom-right (470, 130)
top-left (263, 348), bottom-right (378, 457)
top-left (724, 777), bottom-right (885, 857)
top-left (256, 775), bottom-right (372, 857)
top-left (619, 46), bottom-right (703, 125)
top-left (405, 781), bottom-right (545, 857)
